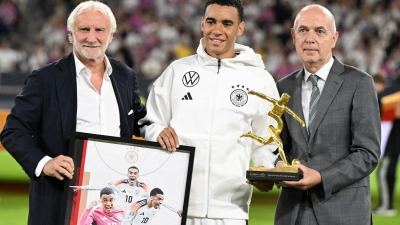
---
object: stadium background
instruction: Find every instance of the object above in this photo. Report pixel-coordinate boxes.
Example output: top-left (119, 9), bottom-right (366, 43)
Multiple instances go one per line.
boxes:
top-left (0, 0), bottom-right (399, 224)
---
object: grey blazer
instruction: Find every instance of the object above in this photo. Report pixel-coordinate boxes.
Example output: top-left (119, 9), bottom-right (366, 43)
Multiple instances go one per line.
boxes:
top-left (274, 57), bottom-right (381, 225)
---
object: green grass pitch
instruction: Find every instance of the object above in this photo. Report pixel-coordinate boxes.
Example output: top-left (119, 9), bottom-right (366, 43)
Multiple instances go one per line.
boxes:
top-left (0, 151), bottom-right (399, 224)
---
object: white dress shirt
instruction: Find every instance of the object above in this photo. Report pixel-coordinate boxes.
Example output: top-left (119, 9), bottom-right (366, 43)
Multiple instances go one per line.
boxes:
top-left (301, 57), bottom-right (334, 129)
top-left (74, 54), bottom-right (120, 136)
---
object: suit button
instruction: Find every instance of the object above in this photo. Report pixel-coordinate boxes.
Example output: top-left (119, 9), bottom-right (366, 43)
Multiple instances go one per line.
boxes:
top-left (308, 153), bottom-right (314, 158)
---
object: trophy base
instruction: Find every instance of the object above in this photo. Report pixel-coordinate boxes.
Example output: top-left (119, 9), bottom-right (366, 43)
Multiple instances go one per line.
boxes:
top-left (246, 166), bottom-right (303, 181)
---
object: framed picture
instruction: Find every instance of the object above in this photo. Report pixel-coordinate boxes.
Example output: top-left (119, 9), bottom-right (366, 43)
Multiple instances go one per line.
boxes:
top-left (61, 132), bottom-right (195, 225)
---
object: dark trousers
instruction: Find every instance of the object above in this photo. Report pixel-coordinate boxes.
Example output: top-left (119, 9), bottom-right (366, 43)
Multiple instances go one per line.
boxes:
top-left (377, 119), bottom-right (400, 209)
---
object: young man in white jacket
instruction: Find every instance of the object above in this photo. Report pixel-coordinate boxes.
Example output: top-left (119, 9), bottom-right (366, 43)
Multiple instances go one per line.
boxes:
top-left (140, 0), bottom-right (279, 224)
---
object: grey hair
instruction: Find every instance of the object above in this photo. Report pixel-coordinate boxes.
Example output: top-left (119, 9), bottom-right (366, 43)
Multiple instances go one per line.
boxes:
top-left (67, 1), bottom-right (117, 35)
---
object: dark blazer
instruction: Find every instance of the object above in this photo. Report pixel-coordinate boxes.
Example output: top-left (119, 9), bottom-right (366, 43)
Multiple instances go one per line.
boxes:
top-left (274, 57), bottom-right (381, 225)
top-left (0, 53), bottom-right (146, 225)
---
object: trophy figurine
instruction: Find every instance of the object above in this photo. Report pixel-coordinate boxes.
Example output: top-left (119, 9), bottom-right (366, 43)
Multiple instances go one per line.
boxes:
top-left (241, 90), bottom-right (305, 181)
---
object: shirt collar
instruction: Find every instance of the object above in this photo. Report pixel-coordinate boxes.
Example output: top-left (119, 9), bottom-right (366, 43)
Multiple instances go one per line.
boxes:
top-left (73, 52), bottom-right (113, 77)
top-left (303, 57), bottom-right (334, 82)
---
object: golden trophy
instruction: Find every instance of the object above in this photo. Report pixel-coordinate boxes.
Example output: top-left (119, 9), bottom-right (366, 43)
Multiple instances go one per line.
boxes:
top-left (241, 90), bottom-right (305, 181)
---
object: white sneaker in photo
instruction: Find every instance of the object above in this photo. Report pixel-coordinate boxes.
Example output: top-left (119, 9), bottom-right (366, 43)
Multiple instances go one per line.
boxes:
top-left (372, 208), bottom-right (398, 216)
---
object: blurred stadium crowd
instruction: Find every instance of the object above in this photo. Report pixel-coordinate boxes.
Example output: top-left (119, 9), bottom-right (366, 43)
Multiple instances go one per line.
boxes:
top-left (1, 0), bottom-right (400, 99)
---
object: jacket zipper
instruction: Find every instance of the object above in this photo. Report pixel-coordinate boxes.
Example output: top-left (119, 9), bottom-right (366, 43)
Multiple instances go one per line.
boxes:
top-left (217, 59), bottom-right (221, 74)
top-left (206, 60), bottom-right (221, 215)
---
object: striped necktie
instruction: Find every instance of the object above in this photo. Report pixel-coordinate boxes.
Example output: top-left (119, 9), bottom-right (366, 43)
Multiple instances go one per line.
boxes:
top-left (308, 74), bottom-right (320, 134)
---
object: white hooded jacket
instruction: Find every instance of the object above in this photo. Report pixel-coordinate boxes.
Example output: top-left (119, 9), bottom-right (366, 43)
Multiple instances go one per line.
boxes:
top-left (140, 39), bottom-right (279, 219)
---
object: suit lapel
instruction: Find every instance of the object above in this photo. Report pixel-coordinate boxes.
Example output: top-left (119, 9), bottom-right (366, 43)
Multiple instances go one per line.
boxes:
top-left (109, 60), bottom-right (129, 136)
top-left (54, 53), bottom-right (77, 139)
top-left (290, 70), bottom-right (309, 142)
top-left (309, 57), bottom-right (345, 140)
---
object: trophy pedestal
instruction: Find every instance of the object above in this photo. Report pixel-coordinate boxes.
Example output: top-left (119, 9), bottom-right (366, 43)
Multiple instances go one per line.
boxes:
top-left (246, 166), bottom-right (303, 181)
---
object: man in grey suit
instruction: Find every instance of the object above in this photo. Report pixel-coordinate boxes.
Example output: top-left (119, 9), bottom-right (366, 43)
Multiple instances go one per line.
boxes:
top-left (272, 4), bottom-right (380, 225)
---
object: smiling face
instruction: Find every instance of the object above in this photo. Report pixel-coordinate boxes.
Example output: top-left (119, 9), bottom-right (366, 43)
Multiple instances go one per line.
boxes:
top-left (127, 168), bottom-right (139, 186)
top-left (201, 4), bottom-right (244, 59)
top-left (101, 193), bottom-right (115, 213)
top-left (69, 10), bottom-right (113, 63)
top-left (291, 5), bottom-right (338, 73)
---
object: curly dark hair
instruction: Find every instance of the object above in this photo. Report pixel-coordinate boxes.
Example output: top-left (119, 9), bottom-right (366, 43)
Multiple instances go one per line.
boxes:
top-left (150, 187), bottom-right (164, 196)
top-left (204, 0), bottom-right (244, 22)
top-left (100, 187), bottom-right (114, 197)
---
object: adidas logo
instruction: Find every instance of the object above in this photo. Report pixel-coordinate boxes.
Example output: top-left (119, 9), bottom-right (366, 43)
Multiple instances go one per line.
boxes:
top-left (182, 92), bottom-right (193, 100)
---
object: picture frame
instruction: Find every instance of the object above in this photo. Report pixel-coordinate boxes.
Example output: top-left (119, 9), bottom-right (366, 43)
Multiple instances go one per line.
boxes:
top-left (61, 132), bottom-right (195, 225)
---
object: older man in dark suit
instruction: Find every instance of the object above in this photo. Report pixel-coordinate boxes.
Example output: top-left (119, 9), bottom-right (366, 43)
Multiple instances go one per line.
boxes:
top-left (0, 1), bottom-right (146, 224)
top-left (270, 4), bottom-right (380, 225)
